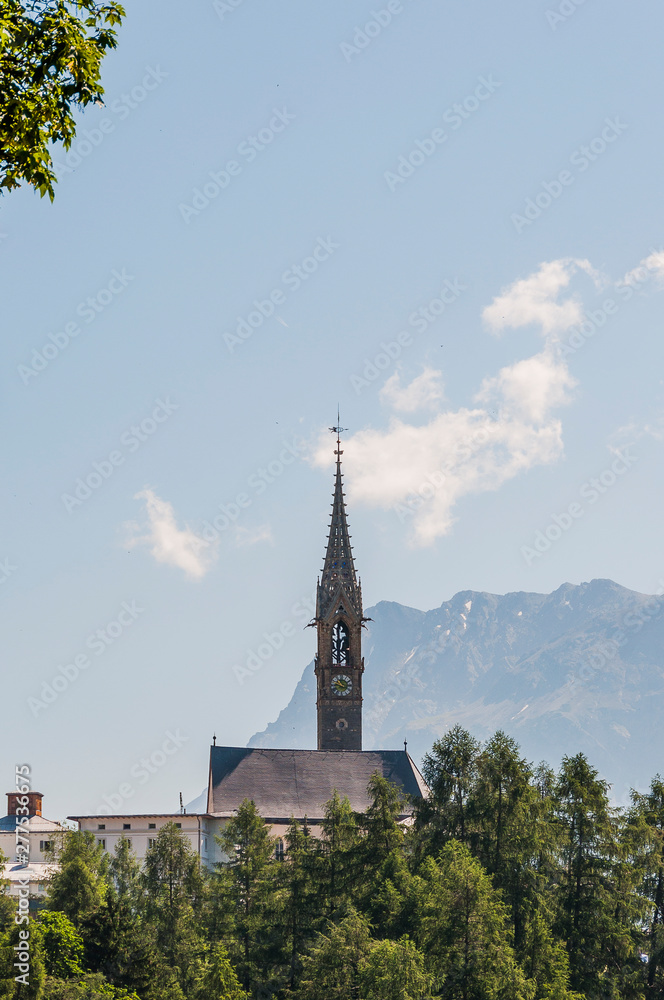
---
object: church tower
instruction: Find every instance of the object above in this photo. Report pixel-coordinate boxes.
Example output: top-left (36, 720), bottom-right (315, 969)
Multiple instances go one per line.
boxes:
top-left (315, 421), bottom-right (364, 751)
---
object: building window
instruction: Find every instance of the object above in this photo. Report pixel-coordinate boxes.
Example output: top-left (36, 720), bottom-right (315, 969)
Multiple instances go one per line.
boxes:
top-left (98, 839), bottom-right (106, 850)
top-left (275, 838), bottom-right (285, 862)
top-left (123, 823), bottom-right (131, 830)
top-left (332, 620), bottom-right (350, 664)
top-left (39, 841), bottom-right (52, 852)
top-left (148, 823), bottom-right (156, 830)
top-left (175, 823), bottom-right (181, 829)
top-left (97, 824), bottom-right (106, 830)
top-left (124, 838), bottom-right (132, 847)
top-left (148, 838), bottom-right (156, 849)
top-left (203, 837), bottom-right (207, 850)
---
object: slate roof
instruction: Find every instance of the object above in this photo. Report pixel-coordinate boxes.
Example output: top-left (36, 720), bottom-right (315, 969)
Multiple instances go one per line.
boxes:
top-left (207, 747), bottom-right (429, 820)
top-left (0, 815), bottom-right (63, 833)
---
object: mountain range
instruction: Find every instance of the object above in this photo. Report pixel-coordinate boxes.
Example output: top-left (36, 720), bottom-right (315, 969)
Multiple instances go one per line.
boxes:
top-left (249, 579), bottom-right (664, 803)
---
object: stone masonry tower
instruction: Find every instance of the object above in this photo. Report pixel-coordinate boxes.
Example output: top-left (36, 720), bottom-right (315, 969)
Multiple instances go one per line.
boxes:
top-left (315, 420), bottom-right (364, 750)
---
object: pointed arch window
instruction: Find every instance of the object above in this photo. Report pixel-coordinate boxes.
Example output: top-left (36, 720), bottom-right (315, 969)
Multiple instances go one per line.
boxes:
top-left (332, 620), bottom-right (350, 665)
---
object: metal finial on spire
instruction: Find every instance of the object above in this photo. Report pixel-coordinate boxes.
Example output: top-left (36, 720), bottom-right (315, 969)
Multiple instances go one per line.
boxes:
top-left (329, 407), bottom-right (347, 455)
top-left (213, 733), bottom-right (216, 746)
top-left (404, 738), bottom-right (408, 753)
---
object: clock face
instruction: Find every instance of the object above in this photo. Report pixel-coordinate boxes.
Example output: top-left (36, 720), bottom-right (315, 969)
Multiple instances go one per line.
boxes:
top-left (331, 673), bottom-right (352, 697)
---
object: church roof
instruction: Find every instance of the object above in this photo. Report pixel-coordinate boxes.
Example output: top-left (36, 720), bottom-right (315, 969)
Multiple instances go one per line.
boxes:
top-left (207, 747), bottom-right (428, 821)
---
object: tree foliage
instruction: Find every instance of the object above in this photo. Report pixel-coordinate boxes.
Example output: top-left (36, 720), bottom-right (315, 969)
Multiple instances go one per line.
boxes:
top-left (0, 0), bottom-right (124, 199)
top-left (1, 732), bottom-right (662, 999)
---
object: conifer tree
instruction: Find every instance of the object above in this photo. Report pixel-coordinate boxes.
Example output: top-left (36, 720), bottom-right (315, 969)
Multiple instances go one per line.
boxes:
top-left (292, 908), bottom-right (373, 1000)
top-left (472, 731), bottom-right (544, 951)
top-left (141, 823), bottom-right (206, 992)
top-left (213, 799), bottom-right (277, 989)
top-left (193, 943), bottom-right (248, 1000)
top-left (418, 726), bottom-right (480, 851)
top-left (361, 773), bottom-right (405, 866)
top-left (640, 776), bottom-right (664, 996)
top-left (277, 818), bottom-right (321, 990)
top-left (626, 775), bottom-right (664, 997)
top-left (553, 753), bottom-right (644, 997)
top-left (358, 936), bottom-right (434, 1000)
top-left (319, 791), bottom-right (360, 914)
top-left (419, 841), bottom-right (533, 1000)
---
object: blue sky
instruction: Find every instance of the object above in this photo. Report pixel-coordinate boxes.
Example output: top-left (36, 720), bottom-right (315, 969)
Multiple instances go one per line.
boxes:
top-left (2, 0), bottom-right (664, 819)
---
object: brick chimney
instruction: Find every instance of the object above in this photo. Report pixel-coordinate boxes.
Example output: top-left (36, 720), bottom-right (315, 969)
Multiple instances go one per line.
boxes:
top-left (7, 792), bottom-right (43, 817)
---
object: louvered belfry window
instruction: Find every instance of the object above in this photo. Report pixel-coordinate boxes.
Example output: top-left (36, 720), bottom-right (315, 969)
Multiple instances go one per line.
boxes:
top-left (332, 620), bottom-right (350, 664)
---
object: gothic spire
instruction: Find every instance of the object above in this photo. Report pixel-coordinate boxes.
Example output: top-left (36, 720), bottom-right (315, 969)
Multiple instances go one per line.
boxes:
top-left (317, 417), bottom-right (362, 622)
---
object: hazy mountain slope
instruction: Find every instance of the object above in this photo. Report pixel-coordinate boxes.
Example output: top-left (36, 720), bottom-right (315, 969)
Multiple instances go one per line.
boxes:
top-left (249, 580), bottom-right (664, 800)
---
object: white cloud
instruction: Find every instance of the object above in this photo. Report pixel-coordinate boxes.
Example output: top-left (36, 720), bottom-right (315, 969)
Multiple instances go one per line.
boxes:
top-left (482, 258), bottom-right (601, 336)
top-left (609, 413), bottom-right (664, 448)
top-left (477, 347), bottom-right (576, 423)
top-left (621, 249), bottom-right (664, 286)
top-left (235, 524), bottom-right (273, 547)
top-left (314, 259), bottom-right (591, 546)
top-left (127, 489), bottom-right (215, 579)
top-left (380, 367), bottom-right (444, 412)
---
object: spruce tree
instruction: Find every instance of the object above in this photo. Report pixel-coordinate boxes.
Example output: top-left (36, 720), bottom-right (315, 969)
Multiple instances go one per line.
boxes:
top-left (141, 823), bottom-right (206, 993)
top-left (277, 818), bottom-right (321, 990)
top-left (213, 799), bottom-right (277, 990)
top-left (319, 791), bottom-right (360, 914)
top-left (292, 908), bottom-right (372, 1000)
top-left (358, 936), bottom-right (434, 1000)
top-left (418, 725), bottom-right (480, 851)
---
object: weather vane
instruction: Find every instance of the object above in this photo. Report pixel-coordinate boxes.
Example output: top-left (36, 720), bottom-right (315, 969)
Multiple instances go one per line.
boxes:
top-left (329, 406), bottom-right (347, 452)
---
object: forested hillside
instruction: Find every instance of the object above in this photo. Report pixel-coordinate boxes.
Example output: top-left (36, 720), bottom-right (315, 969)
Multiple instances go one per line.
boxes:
top-left (2, 729), bottom-right (664, 999)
